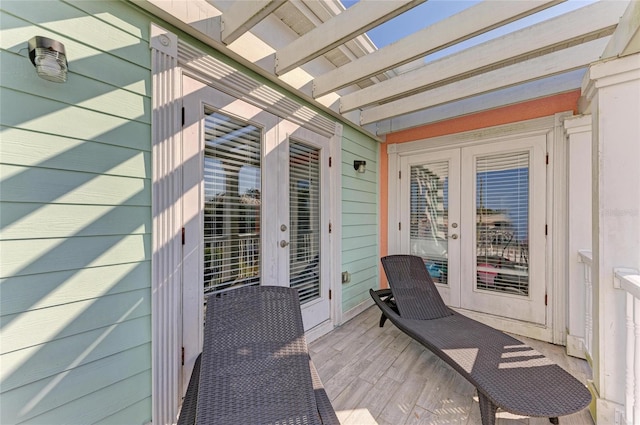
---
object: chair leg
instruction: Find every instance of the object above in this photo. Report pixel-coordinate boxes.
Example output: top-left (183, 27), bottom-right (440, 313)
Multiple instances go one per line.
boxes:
top-left (379, 313), bottom-right (387, 327)
top-left (477, 392), bottom-right (497, 425)
top-left (549, 418), bottom-right (559, 424)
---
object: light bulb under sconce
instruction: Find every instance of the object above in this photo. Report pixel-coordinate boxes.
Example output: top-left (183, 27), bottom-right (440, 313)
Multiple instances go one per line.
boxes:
top-left (353, 160), bottom-right (366, 173)
top-left (28, 36), bottom-right (68, 83)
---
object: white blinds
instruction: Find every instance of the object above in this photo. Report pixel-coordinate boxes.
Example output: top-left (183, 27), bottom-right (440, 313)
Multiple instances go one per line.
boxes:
top-left (289, 141), bottom-right (321, 304)
top-left (409, 161), bottom-right (449, 285)
top-left (203, 109), bottom-right (261, 294)
top-left (475, 151), bottom-right (529, 296)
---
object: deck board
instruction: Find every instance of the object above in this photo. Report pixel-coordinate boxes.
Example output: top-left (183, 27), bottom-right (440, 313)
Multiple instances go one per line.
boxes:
top-left (309, 306), bottom-right (593, 425)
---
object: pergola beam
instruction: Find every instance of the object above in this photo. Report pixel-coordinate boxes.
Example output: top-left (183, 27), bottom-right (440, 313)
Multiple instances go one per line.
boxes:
top-left (313, 0), bottom-right (563, 97)
top-left (274, 0), bottom-right (425, 75)
top-left (601, 0), bottom-right (640, 58)
top-left (340, 0), bottom-right (626, 113)
top-left (360, 37), bottom-right (610, 125)
top-left (221, 0), bottom-right (286, 45)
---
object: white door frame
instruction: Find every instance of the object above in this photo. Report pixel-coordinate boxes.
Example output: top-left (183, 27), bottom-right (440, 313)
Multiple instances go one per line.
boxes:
top-left (387, 115), bottom-right (569, 342)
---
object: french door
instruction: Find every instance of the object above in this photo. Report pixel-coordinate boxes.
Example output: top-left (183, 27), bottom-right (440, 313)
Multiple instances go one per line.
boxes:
top-left (400, 136), bottom-right (547, 325)
top-left (181, 76), bottom-right (331, 389)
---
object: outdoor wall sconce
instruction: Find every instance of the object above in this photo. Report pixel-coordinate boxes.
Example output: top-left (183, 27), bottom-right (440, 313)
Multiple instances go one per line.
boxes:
top-left (353, 160), bottom-right (366, 173)
top-left (28, 36), bottom-right (68, 83)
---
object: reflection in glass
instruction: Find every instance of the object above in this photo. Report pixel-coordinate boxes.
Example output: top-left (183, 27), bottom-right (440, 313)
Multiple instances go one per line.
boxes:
top-left (203, 109), bottom-right (261, 294)
top-left (289, 141), bottom-right (321, 304)
top-left (410, 162), bottom-right (449, 284)
top-left (475, 152), bottom-right (529, 296)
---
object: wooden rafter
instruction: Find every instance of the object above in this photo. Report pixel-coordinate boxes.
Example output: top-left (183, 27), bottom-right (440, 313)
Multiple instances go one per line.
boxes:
top-left (274, 0), bottom-right (425, 75)
top-left (360, 37), bottom-right (610, 125)
top-left (340, 0), bottom-right (626, 113)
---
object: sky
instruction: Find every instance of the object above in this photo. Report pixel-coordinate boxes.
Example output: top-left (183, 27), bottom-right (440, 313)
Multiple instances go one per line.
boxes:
top-left (341, 0), bottom-right (598, 63)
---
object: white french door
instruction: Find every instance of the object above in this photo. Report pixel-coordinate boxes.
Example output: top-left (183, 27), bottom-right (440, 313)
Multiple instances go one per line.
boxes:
top-left (400, 135), bottom-right (547, 325)
top-left (180, 76), bottom-right (331, 390)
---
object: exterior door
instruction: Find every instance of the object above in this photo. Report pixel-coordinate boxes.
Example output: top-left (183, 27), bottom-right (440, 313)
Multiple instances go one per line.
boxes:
top-left (400, 136), bottom-right (546, 325)
top-left (181, 76), bottom-right (331, 390)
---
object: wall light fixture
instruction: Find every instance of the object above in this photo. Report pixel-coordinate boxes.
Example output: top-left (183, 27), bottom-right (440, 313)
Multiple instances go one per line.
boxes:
top-left (353, 160), bottom-right (366, 173)
top-left (28, 36), bottom-right (68, 83)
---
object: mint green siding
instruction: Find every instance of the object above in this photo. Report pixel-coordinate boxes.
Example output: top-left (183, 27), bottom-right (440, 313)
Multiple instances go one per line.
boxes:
top-left (341, 126), bottom-right (380, 314)
top-left (0, 1), bottom-right (152, 423)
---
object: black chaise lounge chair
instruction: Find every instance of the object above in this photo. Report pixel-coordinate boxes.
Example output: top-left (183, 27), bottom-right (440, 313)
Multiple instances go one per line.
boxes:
top-left (370, 255), bottom-right (592, 425)
top-left (178, 286), bottom-right (340, 425)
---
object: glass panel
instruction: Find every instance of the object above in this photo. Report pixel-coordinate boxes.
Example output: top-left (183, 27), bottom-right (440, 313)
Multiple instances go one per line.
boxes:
top-left (475, 151), bottom-right (529, 296)
top-left (410, 161), bottom-right (449, 284)
top-left (203, 109), bottom-right (261, 294)
top-left (289, 140), bottom-right (320, 304)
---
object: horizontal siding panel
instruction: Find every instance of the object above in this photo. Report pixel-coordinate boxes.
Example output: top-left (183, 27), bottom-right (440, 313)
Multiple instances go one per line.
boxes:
top-left (342, 175), bottom-right (376, 192)
top-left (1, 128), bottom-right (150, 177)
top-left (342, 292), bottom-right (373, 314)
top-left (1, 316), bottom-right (150, 391)
top-left (0, 13), bottom-right (150, 97)
top-left (1, 288), bottom-right (150, 354)
top-left (0, 165), bottom-right (150, 206)
top-left (1, 203), bottom-right (150, 240)
top-left (342, 256), bottom-right (379, 275)
top-left (92, 396), bottom-right (152, 425)
top-left (343, 276), bottom-right (378, 300)
top-left (1, 262), bottom-right (150, 315)
top-left (0, 89), bottom-right (150, 151)
top-left (1, 52), bottom-right (150, 124)
top-left (342, 234), bottom-right (378, 251)
top-left (342, 245), bottom-right (378, 260)
top-left (341, 139), bottom-right (378, 161)
top-left (62, 0), bottom-right (150, 40)
top-left (342, 188), bottom-right (376, 204)
top-left (1, 1), bottom-right (149, 65)
top-left (342, 201), bottom-right (376, 214)
top-left (342, 224), bottom-right (378, 239)
top-left (0, 234), bottom-right (150, 278)
top-left (343, 213), bottom-right (377, 226)
top-left (1, 345), bottom-right (151, 424)
top-left (24, 372), bottom-right (151, 425)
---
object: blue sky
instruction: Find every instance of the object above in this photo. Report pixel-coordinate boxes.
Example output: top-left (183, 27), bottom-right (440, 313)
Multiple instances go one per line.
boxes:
top-left (342, 0), bottom-right (597, 62)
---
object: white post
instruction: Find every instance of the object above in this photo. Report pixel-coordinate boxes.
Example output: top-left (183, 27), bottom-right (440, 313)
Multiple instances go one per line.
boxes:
top-left (564, 116), bottom-right (592, 358)
top-left (582, 52), bottom-right (640, 424)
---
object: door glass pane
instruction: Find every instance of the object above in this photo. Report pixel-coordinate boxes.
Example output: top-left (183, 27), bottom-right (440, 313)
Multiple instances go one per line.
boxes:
top-left (203, 109), bottom-right (261, 294)
top-left (410, 162), bottom-right (449, 285)
top-left (475, 151), bottom-right (529, 296)
top-left (289, 140), bottom-right (320, 304)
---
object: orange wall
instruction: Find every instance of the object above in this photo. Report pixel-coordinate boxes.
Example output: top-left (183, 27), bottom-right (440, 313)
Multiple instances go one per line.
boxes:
top-left (378, 91), bottom-right (580, 288)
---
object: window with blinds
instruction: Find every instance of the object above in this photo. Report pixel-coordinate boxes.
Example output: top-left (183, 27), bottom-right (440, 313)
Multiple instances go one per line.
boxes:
top-left (289, 140), bottom-right (321, 304)
top-left (475, 151), bottom-right (529, 296)
top-left (410, 161), bottom-right (449, 285)
top-left (203, 109), bottom-right (261, 294)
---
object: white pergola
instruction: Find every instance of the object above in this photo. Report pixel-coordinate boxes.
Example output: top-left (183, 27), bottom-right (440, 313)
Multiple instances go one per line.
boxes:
top-left (137, 0), bottom-right (638, 137)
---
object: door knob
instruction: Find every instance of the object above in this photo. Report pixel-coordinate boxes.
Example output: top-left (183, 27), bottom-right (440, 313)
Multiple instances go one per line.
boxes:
top-left (450, 234), bottom-right (458, 240)
top-left (280, 240), bottom-right (290, 248)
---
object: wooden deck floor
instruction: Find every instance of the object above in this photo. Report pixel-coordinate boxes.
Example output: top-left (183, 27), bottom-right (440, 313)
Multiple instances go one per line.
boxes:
top-left (309, 306), bottom-right (593, 425)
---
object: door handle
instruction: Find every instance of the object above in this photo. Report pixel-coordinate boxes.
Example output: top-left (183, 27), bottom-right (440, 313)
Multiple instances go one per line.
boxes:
top-left (450, 234), bottom-right (459, 240)
top-left (280, 240), bottom-right (290, 248)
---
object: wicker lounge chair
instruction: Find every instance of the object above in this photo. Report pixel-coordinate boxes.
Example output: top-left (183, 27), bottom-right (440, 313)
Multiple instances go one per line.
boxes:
top-left (370, 254), bottom-right (592, 425)
top-left (178, 285), bottom-right (340, 425)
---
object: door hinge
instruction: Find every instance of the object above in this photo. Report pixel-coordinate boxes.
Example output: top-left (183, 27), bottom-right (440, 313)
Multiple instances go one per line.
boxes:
top-left (328, 222), bottom-right (332, 233)
top-left (329, 289), bottom-right (332, 300)
top-left (545, 293), bottom-right (548, 306)
top-left (546, 153), bottom-right (549, 165)
top-left (329, 156), bottom-right (332, 167)
top-left (398, 222), bottom-right (401, 231)
top-left (545, 224), bottom-right (548, 236)
top-left (181, 347), bottom-right (185, 366)
top-left (399, 170), bottom-right (401, 179)
top-left (182, 227), bottom-right (186, 245)
top-left (181, 107), bottom-right (185, 127)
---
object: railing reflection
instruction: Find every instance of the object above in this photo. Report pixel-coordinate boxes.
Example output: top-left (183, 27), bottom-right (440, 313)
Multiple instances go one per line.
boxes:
top-left (204, 233), bottom-right (259, 294)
